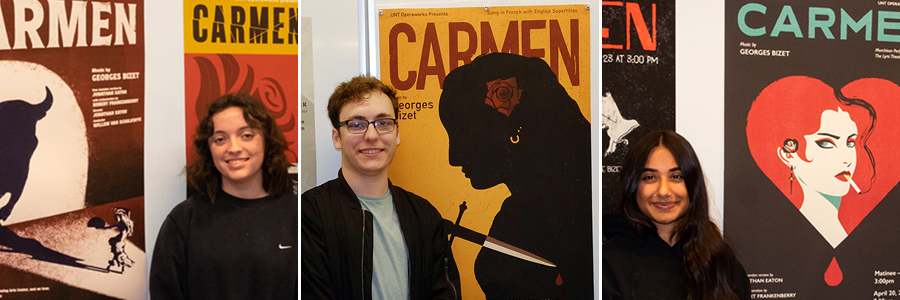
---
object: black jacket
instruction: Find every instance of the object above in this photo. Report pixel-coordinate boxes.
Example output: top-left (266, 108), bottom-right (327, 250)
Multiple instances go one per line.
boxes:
top-left (301, 169), bottom-right (461, 300)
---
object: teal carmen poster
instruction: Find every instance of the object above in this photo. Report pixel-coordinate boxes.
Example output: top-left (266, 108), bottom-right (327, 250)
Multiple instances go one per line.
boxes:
top-left (724, 0), bottom-right (900, 298)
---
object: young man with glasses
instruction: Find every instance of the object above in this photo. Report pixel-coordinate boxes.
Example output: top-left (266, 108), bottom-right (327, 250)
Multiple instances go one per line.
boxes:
top-left (302, 76), bottom-right (461, 299)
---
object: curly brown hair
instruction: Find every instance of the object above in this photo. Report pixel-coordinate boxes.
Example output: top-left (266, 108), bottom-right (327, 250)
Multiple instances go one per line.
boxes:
top-left (327, 75), bottom-right (399, 128)
top-left (186, 93), bottom-right (292, 202)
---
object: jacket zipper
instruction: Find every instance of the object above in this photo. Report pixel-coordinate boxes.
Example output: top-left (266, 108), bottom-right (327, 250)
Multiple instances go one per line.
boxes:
top-left (361, 211), bottom-right (366, 300)
top-left (444, 257), bottom-right (458, 300)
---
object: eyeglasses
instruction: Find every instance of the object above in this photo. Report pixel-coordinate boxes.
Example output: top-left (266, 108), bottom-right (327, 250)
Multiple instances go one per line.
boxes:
top-left (338, 118), bottom-right (397, 133)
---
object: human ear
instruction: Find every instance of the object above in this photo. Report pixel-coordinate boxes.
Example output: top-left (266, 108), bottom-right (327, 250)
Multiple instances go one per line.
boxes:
top-left (777, 146), bottom-right (791, 167)
top-left (332, 128), bottom-right (342, 150)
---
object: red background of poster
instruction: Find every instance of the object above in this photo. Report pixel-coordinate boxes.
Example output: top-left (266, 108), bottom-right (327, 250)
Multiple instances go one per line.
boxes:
top-left (184, 53), bottom-right (299, 165)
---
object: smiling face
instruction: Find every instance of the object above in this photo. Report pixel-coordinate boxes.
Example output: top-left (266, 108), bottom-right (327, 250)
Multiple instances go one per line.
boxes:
top-left (636, 146), bottom-right (690, 233)
top-left (332, 90), bottom-right (400, 179)
top-left (209, 106), bottom-right (266, 193)
top-left (791, 109), bottom-right (858, 197)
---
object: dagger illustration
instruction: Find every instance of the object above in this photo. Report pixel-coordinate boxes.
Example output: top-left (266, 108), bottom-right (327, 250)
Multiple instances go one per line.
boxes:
top-left (443, 218), bottom-right (556, 268)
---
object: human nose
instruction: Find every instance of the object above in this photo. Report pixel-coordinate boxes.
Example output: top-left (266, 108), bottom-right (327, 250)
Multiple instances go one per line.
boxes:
top-left (227, 137), bottom-right (242, 152)
top-left (657, 178), bottom-right (672, 197)
top-left (363, 122), bottom-right (379, 140)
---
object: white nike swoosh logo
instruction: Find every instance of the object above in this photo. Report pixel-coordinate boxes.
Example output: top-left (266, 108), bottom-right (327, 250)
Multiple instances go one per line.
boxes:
top-left (279, 244), bottom-right (292, 249)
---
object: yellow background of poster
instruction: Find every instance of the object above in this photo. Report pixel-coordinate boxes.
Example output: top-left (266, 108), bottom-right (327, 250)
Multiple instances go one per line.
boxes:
top-left (184, 0), bottom-right (298, 55)
top-left (379, 5), bottom-right (590, 298)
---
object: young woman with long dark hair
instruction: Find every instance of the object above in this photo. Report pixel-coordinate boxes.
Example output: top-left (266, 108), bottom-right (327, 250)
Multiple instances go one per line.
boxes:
top-left (603, 130), bottom-right (749, 300)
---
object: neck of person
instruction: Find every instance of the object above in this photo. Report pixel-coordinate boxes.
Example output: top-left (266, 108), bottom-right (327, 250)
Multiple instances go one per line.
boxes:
top-left (655, 221), bottom-right (679, 247)
top-left (221, 176), bottom-right (269, 199)
top-left (342, 167), bottom-right (390, 198)
top-left (799, 183), bottom-right (847, 248)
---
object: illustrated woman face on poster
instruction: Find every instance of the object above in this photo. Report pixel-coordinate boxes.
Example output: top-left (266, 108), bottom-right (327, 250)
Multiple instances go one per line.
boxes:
top-left (784, 108), bottom-right (858, 198)
top-left (746, 76), bottom-right (875, 248)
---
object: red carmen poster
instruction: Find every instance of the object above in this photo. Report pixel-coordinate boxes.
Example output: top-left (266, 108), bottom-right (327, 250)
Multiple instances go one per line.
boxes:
top-left (0, 0), bottom-right (146, 298)
top-left (183, 0), bottom-right (299, 176)
top-left (379, 5), bottom-right (591, 299)
top-left (724, 0), bottom-right (900, 298)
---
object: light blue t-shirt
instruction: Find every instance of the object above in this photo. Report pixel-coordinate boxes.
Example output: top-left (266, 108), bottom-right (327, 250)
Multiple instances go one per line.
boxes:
top-left (358, 190), bottom-right (410, 300)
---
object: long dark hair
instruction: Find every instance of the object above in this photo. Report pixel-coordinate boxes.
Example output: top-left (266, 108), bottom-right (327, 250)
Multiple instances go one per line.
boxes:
top-left (618, 130), bottom-right (740, 300)
top-left (186, 93), bottom-right (292, 201)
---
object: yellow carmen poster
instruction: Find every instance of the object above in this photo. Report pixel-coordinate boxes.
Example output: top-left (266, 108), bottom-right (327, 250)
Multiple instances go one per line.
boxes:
top-left (183, 0), bottom-right (299, 169)
top-left (379, 5), bottom-right (591, 299)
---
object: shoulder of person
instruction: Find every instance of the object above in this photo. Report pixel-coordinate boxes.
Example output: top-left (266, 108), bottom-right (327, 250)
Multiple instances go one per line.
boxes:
top-left (301, 177), bottom-right (344, 203)
top-left (602, 213), bottom-right (635, 241)
top-left (168, 194), bottom-right (210, 216)
top-left (159, 193), bottom-right (210, 233)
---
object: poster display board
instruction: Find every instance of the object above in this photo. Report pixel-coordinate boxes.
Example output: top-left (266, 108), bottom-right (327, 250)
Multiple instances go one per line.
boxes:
top-left (0, 0), bottom-right (145, 298)
top-left (600, 0), bottom-right (676, 214)
top-left (183, 0), bottom-right (299, 177)
top-left (379, 5), bottom-right (591, 299)
top-left (724, 0), bottom-right (900, 298)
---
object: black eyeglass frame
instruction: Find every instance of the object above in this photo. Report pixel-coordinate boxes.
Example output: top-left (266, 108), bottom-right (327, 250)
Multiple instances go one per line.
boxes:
top-left (337, 118), bottom-right (398, 133)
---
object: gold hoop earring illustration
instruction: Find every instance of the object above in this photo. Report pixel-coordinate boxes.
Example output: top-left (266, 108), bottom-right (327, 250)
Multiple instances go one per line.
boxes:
top-left (510, 126), bottom-right (522, 144)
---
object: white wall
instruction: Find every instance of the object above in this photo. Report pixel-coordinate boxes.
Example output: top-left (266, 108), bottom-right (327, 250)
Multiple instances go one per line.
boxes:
top-left (304, 0), bottom-right (363, 185)
top-left (675, 2), bottom-right (727, 227)
top-left (143, 1), bottom-right (187, 294)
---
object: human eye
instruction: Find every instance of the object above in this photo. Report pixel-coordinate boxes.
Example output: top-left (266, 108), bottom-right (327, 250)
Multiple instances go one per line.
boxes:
top-left (847, 137), bottom-right (856, 148)
top-left (241, 132), bottom-right (255, 140)
top-left (210, 136), bottom-right (226, 145)
top-left (347, 120), bottom-right (365, 129)
top-left (641, 173), bottom-right (656, 182)
top-left (815, 139), bottom-right (835, 149)
top-left (670, 172), bottom-right (685, 182)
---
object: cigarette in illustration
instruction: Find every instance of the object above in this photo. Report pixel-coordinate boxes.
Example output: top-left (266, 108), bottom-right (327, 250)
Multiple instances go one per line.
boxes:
top-left (845, 174), bottom-right (861, 193)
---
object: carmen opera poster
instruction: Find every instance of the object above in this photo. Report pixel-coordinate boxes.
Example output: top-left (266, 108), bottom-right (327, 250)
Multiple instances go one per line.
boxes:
top-left (724, 0), bottom-right (900, 298)
top-left (379, 5), bottom-right (591, 299)
top-left (183, 0), bottom-right (298, 179)
top-left (0, 0), bottom-right (145, 298)
top-left (600, 0), bottom-right (675, 214)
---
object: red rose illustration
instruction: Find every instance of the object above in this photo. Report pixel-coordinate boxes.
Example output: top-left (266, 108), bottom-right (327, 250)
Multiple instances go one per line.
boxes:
top-left (484, 77), bottom-right (523, 116)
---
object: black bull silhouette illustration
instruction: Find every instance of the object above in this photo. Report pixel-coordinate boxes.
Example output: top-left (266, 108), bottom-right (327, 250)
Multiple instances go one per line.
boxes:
top-left (0, 87), bottom-right (53, 221)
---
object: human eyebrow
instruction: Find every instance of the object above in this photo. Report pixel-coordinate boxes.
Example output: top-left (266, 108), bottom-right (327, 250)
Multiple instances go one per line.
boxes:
top-left (376, 113), bottom-right (394, 119)
top-left (816, 133), bottom-right (840, 139)
top-left (212, 126), bottom-right (253, 134)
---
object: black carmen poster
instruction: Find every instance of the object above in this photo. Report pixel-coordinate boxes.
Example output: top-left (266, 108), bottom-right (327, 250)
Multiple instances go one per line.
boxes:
top-left (601, 0), bottom-right (675, 215)
top-left (0, 0), bottom-right (145, 298)
top-left (724, 0), bottom-right (900, 298)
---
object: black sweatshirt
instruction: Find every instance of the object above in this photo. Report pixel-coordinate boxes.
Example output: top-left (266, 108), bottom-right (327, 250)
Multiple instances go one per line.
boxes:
top-left (150, 190), bottom-right (298, 300)
top-left (602, 214), bottom-right (750, 300)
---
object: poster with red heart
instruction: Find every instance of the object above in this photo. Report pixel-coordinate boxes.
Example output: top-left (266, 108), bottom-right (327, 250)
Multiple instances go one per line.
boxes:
top-left (724, 0), bottom-right (900, 298)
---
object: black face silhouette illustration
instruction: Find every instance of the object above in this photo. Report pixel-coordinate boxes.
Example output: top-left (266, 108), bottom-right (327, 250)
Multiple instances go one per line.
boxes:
top-left (439, 53), bottom-right (593, 299)
top-left (441, 96), bottom-right (511, 190)
top-left (0, 87), bottom-right (53, 221)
